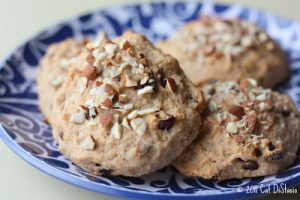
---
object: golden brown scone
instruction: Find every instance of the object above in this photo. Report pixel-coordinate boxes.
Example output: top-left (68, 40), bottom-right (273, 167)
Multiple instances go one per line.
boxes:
top-left (173, 79), bottom-right (300, 181)
top-left (157, 16), bottom-right (289, 88)
top-left (51, 31), bottom-right (203, 177)
top-left (37, 39), bottom-right (86, 123)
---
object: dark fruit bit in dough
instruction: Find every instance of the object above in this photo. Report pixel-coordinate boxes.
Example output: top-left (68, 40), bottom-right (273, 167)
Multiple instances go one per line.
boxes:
top-left (241, 160), bottom-right (259, 170)
top-left (265, 151), bottom-right (283, 161)
top-left (268, 142), bottom-right (275, 151)
top-left (158, 116), bottom-right (175, 131)
top-left (99, 169), bottom-right (114, 175)
top-left (254, 148), bottom-right (262, 157)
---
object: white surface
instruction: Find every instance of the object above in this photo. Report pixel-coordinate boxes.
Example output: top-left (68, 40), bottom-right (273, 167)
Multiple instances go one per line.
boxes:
top-left (0, 0), bottom-right (300, 200)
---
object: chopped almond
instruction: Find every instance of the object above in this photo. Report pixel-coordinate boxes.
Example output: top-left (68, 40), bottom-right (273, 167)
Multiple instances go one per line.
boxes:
top-left (119, 94), bottom-right (128, 103)
top-left (99, 112), bottom-right (113, 127)
top-left (111, 122), bottom-right (122, 139)
top-left (104, 84), bottom-right (114, 95)
top-left (120, 72), bottom-right (126, 88)
top-left (80, 135), bottom-right (95, 150)
top-left (127, 47), bottom-right (136, 57)
top-left (95, 80), bottom-right (103, 86)
top-left (81, 65), bottom-right (97, 80)
top-left (86, 54), bottom-right (95, 65)
top-left (247, 112), bottom-right (257, 134)
top-left (102, 98), bottom-right (113, 108)
top-left (119, 39), bottom-right (131, 50)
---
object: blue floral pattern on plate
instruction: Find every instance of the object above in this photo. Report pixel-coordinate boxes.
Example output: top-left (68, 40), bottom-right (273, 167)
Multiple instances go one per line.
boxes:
top-left (0, 2), bottom-right (300, 199)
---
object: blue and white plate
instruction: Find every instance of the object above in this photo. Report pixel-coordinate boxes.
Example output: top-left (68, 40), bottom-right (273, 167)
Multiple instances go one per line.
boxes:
top-left (1, 1), bottom-right (300, 199)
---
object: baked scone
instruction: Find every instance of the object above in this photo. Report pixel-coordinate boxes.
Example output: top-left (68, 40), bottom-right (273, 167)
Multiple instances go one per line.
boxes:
top-left (173, 79), bottom-right (300, 181)
top-left (37, 39), bottom-right (86, 123)
top-left (52, 31), bottom-right (203, 177)
top-left (157, 16), bottom-right (289, 88)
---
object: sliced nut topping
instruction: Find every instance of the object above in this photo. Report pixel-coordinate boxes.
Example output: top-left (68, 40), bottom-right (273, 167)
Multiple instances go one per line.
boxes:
top-left (51, 75), bottom-right (65, 87)
top-left (87, 120), bottom-right (98, 128)
top-left (60, 57), bottom-right (79, 69)
top-left (166, 78), bottom-right (178, 93)
top-left (258, 32), bottom-right (268, 42)
top-left (137, 107), bottom-right (158, 116)
top-left (137, 141), bottom-right (151, 154)
top-left (80, 65), bottom-right (97, 80)
top-left (111, 121), bottom-right (122, 139)
top-left (119, 94), bottom-right (128, 103)
top-left (123, 103), bottom-right (134, 111)
top-left (102, 98), bottom-right (113, 109)
top-left (127, 110), bottom-right (138, 120)
top-left (137, 86), bottom-right (153, 96)
top-left (99, 112), bottom-right (113, 127)
top-left (104, 84), bottom-right (114, 95)
top-left (226, 122), bottom-right (238, 134)
top-left (70, 109), bottom-right (86, 124)
top-left (240, 36), bottom-right (253, 47)
top-left (121, 117), bottom-right (131, 129)
top-left (127, 47), bottom-right (136, 57)
top-left (104, 43), bottom-right (117, 55)
top-left (258, 102), bottom-right (272, 112)
top-left (233, 135), bottom-right (244, 143)
top-left (228, 105), bottom-right (245, 119)
top-left (121, 73), bottom-right (138, 88)
top-left (119, 39), bottom-right (131, 50)
top-left (247, 112), bottom-right (257, 134)
top-left (241, 100), bottom-right (255, 110)
top-left (208, 100), bottom-right (218, 112)
top-left (140, 76), bottom-right (149, 85)
top-left (255, 93), bottom-right (267, 101)
top-left (130, 118), bottom-right (147, 135)
top-left (80, 135), bottom-right (95, 150)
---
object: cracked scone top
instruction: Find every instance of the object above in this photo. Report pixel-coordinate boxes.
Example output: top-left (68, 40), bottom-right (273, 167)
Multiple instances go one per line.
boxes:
top-left (173, 79), bottom-right (300, 181)
top-left (37, 39), bottom-right (86, 123)
top-left (158, 16), bottom-right (289, 88)
top-left (52, 31), bottom-right (203, 177)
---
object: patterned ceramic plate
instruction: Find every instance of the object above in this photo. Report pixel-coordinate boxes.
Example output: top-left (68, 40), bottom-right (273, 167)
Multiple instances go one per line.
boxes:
top-left (1, 1), bottom-right (300, 199)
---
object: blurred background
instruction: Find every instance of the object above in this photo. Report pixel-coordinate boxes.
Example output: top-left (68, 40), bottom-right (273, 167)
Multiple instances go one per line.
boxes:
top-left (0, 0), bottom-right (299, 200)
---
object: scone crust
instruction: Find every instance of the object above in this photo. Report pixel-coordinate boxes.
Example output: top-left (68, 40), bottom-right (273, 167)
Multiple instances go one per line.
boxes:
top-left (52, 31), bottom-right (203, 177)
top-left (158, 17), bottom-right (289, 88)
top-left (37, 39), bottom-right (85, 123)
top-left (173, 79), bottom-right (300, 181)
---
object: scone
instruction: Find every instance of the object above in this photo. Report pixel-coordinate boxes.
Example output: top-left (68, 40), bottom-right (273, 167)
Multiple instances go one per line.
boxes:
top-left (51, 31), bottom-right (203, 177)
top-left (173, 79), bottom-right (300, 181)
top-left (157, 16), bottom-right (289, 88)
top-left (37, 38), bottom-right (86, 123)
